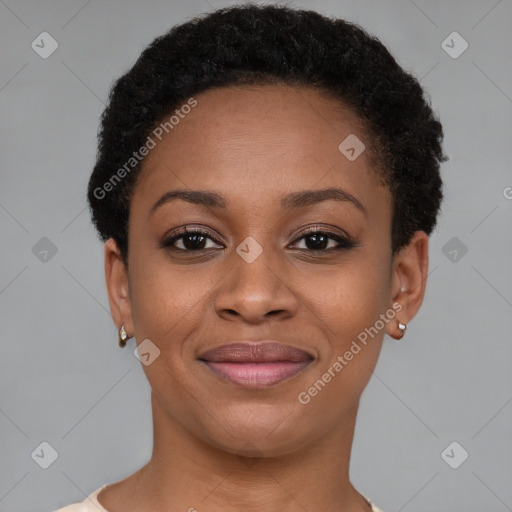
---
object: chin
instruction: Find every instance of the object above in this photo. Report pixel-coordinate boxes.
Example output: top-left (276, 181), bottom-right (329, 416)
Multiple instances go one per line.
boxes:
top-left (200, 405), bottom-right (313, 457)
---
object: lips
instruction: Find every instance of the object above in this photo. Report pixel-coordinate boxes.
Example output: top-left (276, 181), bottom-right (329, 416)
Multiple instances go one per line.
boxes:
top-left (199, 342), bottom-right (313, 363)
top-left (198, 341), bottom-right (314, 388)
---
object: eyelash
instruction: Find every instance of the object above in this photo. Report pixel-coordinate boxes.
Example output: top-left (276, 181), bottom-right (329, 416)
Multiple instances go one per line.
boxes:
top-left (161, 225), bottom-right (357, 254)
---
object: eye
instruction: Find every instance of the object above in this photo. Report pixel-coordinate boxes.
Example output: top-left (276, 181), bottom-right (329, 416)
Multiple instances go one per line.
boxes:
top-left (161, 227), bottom-right (224, 251)
top-left (161, 225), bottom-right (356, 254)
top-left (290, 227), bottom-right (356, 252)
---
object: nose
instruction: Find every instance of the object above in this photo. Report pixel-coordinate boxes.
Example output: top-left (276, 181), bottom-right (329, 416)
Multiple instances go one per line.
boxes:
top-left (214, 248), bottom-right (299, 324)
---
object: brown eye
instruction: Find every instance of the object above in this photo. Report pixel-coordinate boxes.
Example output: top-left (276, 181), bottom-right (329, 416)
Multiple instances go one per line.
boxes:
top-left (162, 228), bottom-right (223, 251)
top-left (302, 232), bottom-right (330, 250)
top-left (291, 229), bottom-right (356, 252)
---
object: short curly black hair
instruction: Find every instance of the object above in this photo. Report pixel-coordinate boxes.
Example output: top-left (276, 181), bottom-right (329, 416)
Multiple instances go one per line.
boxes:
top-left (87, 3), bottom-right (447, 266)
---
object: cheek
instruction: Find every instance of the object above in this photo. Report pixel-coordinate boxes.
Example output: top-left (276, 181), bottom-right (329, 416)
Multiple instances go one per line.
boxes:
top-left (128, 249), bottom-right (217, 349)
top-left (313, 256), bottom-right (391, 338)
top-left (302, 251), bottom-right (392, 397)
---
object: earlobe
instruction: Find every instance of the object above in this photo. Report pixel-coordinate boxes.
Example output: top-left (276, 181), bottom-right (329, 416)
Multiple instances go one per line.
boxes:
top-left (387, 231), bottom-right (429, 339)
top-left (388, 317), bottom-right (407, 341)
top-left (104, 238), bottom-right (134, 338)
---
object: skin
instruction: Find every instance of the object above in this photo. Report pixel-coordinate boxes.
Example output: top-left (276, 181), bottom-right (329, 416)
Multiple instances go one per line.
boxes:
top-left (100, 84), bottom-right (429, 512)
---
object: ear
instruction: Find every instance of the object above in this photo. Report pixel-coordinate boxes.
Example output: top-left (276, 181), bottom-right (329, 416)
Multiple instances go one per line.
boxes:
top-left (387, 230), bottom-right (429, 340)
top-left (104, 238), bottom-right (133, 337)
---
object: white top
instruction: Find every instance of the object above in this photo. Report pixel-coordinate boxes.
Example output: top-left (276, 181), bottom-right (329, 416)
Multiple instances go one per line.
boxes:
top-left (55, 484), bottom-right (384, 512)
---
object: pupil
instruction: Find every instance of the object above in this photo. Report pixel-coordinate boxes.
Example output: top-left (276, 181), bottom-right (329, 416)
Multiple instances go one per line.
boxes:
top-left (184, 234), bottom-right (206, 250)
top-left (306, 233), bottom-right (327, 250)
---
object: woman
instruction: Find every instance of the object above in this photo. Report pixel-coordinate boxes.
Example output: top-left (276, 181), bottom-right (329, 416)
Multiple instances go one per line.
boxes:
top-left (57, 4), bottom-right (446, 511)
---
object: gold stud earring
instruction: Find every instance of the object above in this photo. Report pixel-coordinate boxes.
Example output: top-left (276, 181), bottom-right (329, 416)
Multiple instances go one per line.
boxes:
top-left (118, 324), bottom-right (130, 348)
top-left (396, 321), bottom-right (407, 340)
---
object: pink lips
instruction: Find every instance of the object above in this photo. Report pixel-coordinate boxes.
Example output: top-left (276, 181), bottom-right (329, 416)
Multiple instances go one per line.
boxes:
top-left (199, 342), bottom-right (313, 389)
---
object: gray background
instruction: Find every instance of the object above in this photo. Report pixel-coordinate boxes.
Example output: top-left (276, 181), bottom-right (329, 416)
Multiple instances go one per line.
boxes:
top-left (1, 1), bottom-right (511, 511)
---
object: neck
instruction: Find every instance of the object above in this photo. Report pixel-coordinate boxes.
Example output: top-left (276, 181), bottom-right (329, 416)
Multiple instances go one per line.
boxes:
top-left (102, 391), bottom-right (372, 512)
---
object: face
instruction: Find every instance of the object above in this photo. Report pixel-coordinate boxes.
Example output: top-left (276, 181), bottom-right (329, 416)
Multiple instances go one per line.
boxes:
top-left (106, 84), bottom-right (426, 457)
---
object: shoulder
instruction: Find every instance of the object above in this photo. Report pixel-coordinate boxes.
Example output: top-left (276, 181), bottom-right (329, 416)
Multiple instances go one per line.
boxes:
top-left (362, 494), bottom-right (384, 512)
top-left (54, 504), bottom-right (93, 512)
top-left (53, 485), bottom-right (108, 512)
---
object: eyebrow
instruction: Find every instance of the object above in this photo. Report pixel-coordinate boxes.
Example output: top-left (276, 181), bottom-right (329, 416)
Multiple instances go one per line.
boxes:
top-left (149, 187), bottom-right (366, 216)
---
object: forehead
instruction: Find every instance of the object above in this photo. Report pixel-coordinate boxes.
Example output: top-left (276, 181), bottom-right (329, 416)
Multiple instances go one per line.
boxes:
top-left (132, 84), bottom-right (387, 214)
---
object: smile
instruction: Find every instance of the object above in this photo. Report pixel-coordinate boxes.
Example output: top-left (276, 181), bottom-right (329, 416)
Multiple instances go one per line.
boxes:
top-left (202, 360), bottom-right (313, 388)
top-left (198, 341), bottom-right (314, 389)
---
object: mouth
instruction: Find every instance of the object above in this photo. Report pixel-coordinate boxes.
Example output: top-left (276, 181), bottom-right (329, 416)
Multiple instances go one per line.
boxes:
top-left (198, 341), bottom-right (314, 389)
